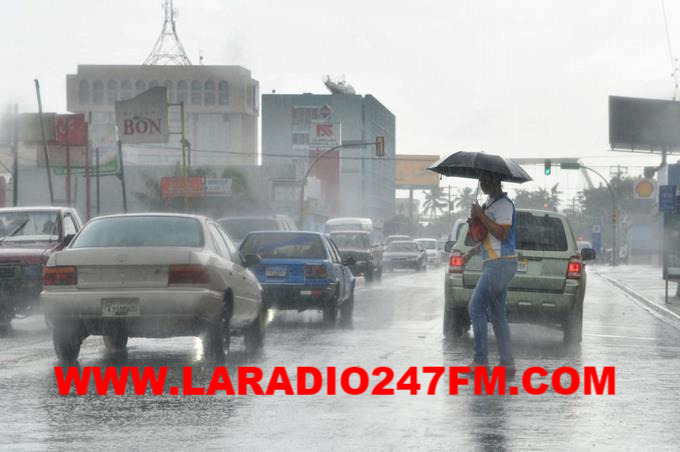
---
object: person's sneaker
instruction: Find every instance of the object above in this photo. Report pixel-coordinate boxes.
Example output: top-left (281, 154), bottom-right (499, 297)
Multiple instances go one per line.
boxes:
top-left (466, 361), bottom-right (489, 372)
top-left (496, 364), bottom-right (517, 379)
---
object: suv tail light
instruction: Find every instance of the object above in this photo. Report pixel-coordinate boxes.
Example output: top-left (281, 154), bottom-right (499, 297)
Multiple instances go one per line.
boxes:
top-left (449, 251), bottom-right (464, 273)
top-left (43, 266), bottom-right (77, 286)
top-left (566, 256), bottom-right (582, 279)
top-left (169, 265), bottom-right (210, 284)
top-left (305, 264), bottom-right (328, 280)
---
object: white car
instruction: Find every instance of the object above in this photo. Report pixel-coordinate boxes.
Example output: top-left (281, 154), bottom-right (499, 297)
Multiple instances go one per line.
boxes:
top-left (41, 213), bottom-right (264, 361)
top-left (415, 238), bottom-right (441, 267)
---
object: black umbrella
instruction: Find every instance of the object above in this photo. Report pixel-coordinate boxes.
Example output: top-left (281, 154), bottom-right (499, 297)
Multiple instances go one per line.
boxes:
top-left (428, 151), bottom-right (532, 183)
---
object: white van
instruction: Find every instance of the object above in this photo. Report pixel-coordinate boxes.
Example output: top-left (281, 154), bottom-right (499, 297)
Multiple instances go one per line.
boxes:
top-left (324, 217), bottom-right (383, 244)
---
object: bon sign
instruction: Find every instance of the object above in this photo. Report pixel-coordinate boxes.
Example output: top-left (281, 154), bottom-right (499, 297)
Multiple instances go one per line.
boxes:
top-left (115, 87), bottom-right (169, 144)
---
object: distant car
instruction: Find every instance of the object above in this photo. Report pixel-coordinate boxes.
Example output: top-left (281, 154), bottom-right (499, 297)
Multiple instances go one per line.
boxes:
top-left (385, 234), bottom-right (412, 245)
top-left (577, 240), bottom-right (593, 252)
top-left (383, 240), bottom-right (427, 272)
top-left (443, 209), bottom-right (596, 345)
top-left (415, 238), bottom-right (441, 267)
top-left (217, 215), bottom-right (297, 246)
top-left (240, 231), bottom-right (356, 324)
top-left (448, 219), bottom-right (467, 245)
top-left (41, 214), bottom-right (265, 361)
top-left (0, 206), bottom-right (83, 331)
top-left (330, 230), bottom-right (383, 282)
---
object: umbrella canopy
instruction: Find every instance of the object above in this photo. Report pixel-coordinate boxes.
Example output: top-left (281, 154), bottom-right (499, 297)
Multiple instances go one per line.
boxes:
top-left (428, 151), bottom-right (532, 183)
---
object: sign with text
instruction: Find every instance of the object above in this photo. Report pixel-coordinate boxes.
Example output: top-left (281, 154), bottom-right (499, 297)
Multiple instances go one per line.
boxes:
top-left (115, 87), bottom-right (168, 144)
top-left (204, 178), bottom-right (232, 197)
top-left (160, 176), bottom-right (204, 199)
top-left (55, 114), bottom-right (87, 146)
top-left (309, 121), bottom-right (341, 149)
top-left (659, 185), bottom-right (677, 212)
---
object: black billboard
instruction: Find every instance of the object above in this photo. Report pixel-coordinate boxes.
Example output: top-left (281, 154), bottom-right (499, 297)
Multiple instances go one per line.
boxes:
top-left (609, 96), bottom-right (680, 151)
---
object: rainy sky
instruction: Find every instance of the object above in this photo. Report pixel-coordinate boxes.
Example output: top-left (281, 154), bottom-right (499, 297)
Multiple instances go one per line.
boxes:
top-left (1, 0), bottom-right (678, 166)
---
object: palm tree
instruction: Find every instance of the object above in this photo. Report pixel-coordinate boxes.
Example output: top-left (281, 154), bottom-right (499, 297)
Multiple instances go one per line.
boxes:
top-left (422, 186), bottom-right (447, 220)
top-left (455, 187), bottom-right (476, 213)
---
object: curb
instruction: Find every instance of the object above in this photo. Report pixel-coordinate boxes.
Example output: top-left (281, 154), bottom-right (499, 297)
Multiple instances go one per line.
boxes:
top-left (595, 271), bottom-right (680, 330)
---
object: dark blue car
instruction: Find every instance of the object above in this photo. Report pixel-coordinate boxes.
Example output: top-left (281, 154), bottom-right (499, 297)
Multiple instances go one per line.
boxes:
top-left (239, 231), bottom-right (356, 324)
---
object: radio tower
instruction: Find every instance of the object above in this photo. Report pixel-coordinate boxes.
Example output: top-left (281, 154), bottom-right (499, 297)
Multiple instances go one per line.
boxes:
top-left (143, 0), bottom-right (192, 65)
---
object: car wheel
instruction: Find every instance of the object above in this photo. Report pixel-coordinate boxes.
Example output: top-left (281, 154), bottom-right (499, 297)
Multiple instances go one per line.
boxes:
top-left (53, 323), bottom-right (83, 361)
top-left (563, 303), bottom-right (583, 345)
top-left (339, 289), bottom-right (354, 327)
top-left (244, 308), bottom-right (266, 352)
top-left (323, 289), bottom-right (339, 324)
top-left (103, 333), bottom-right (128, 352)
top-left (204, 299), bottom-right (231, 360)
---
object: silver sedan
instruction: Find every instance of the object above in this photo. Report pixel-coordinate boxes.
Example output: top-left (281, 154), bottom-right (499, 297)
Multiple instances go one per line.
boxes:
top-left (41, 213), bottom-right (264, 361)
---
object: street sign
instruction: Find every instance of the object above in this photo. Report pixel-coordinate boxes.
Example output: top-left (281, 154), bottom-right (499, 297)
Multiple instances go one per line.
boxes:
top-left (309, 121), bottom-right (341, 149)
top-left (633, 178), bottom-right (656, 199)
top-left (204, 178), bottom-right (232, 197)
top-left (659, 185), bottom-right (676, 212)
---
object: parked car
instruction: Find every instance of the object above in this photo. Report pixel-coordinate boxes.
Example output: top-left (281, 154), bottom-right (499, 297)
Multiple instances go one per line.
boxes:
top-left (240, 231), bottom-right (355, 324)
top-left (437, 240), bottom-right (449, 264)
top-left (0, 206), bottom-right (83, 331)
top-left (330, 230), bottom-right (383, 282)
top-left (443, 209), bottom-right (596, 345)
top-left (217, 214), bottom-right (297, 247)
top-left (41, 214), bottom-right (264, 361)
top-left (415, 238), bottom-right (441, 267)
top-left (385, 234), bottom-right (412, 245)
top-left (383, 240), bottom-right (427, 272)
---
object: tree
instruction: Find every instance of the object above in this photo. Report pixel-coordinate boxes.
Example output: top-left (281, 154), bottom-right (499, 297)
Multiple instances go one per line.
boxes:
top-left (455, 187), bottom-right (476, 213)
top-left (422, 186), bottom-right (447, 220)
top-left (513, 183), bottom-right (561, 211)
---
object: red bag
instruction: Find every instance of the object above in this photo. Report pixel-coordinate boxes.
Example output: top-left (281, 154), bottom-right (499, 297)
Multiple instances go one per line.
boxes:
top-left (467, 217), bottom-right (487, 242)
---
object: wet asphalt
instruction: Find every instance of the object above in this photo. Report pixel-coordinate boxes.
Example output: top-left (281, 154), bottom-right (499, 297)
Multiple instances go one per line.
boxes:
top-left (1, 265), bottom-right (680, 451)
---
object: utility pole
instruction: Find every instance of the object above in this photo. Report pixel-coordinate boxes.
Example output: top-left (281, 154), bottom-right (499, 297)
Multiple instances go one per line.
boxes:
top-left (34, 79), bottom-right (54, 205)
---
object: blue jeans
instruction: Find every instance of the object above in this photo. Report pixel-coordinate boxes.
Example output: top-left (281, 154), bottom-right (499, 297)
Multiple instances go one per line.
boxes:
top-left (468, 258), bottom-right (517, 365)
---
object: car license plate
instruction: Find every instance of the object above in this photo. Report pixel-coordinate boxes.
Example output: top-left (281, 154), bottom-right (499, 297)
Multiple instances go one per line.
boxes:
top-left (102, 298), bottom-right (140, 317)
top-left (517, 259), bottom-right (529, 273)
top-left (265, 266), bottom-right (287, 278)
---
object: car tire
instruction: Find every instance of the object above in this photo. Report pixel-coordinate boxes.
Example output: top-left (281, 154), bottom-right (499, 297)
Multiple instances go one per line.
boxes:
top-left (339, 289), bottom-right (354, 326)
top-left (53, 324), bottom-right (83, 361)
top-left (563, 303), bottom-right (583, 345)
top-left (323, 289), bottom-right (339, 324)
top-left (244, 308), bottom-right (266, 353)
top-left (103, 333), bottom-right (128, 352)
top-left (204, 298), bottom-right (231, 360)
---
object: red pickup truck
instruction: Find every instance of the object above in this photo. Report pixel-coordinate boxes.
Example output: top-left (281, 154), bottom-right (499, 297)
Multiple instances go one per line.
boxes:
top-left (0, 206), bottom-right (83, 332)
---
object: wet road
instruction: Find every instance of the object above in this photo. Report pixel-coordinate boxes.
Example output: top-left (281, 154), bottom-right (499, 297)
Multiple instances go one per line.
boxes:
top-left (2, 266), bottom-right (680, 450)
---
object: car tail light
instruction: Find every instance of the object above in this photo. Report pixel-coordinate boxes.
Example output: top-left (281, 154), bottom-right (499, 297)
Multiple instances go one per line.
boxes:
top-left (169, 265), bottom-right (210, 284)
top-left (305, 264), bottom-right (328, 280)
top-left (43, 266), bottom-right (77, 286)
top-left (449, 251), bottom-right (464, 273)
top-left (566, 256), bottom-right (582, 279)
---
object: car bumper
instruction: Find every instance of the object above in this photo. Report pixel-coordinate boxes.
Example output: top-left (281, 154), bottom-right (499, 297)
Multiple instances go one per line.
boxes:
top-left (261, 283), bottom-right (336, 310)
top-left (426, 255), bottom-right (439, 264)
top-left (384, 259), bottom-right (419, 269)
top-left (41, 288), bottom-right (225, 338)
top-left (0, 279), bottom-right (43, 318)
top-left (348, 261), bottom-right (374, 276)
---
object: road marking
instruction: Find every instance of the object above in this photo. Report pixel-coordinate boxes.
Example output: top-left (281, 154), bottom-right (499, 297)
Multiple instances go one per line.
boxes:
top-left (584, 333), bottom-right (657, 341)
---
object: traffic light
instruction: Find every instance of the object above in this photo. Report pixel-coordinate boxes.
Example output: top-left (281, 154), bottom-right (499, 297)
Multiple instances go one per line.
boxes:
top-left (544, 159), bottom-right (552, 176)
top-left (375, 136), bottom-right (385, 157)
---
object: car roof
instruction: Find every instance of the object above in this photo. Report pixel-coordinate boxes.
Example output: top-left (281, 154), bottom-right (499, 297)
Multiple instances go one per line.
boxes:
top-left (326, 217), bottom-right (372, 225)
top-left (244, 230), bottom-right (324, 237)
top-left (329, 230), bottom-right (370, 235)
top-left (415, 238), bottom-right (437, 242)
top-left (0, 206), bottom-right (70, 213)
top-left (389, 240), bottom-right (416, 245)
top-left (90, 213), bottom-right (208, 221)
top-left (516, 208), bottom-right (566, 219)
top-left (217, 215), bottom-right (289, 221)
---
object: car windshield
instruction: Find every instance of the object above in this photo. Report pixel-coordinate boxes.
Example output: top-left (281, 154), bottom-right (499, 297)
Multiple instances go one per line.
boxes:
top-left (218, 218), bottom-right (279, 242)
top-left (331, 233), bottom-right (370, 249)
top-left (241, 233), bottom-right (327, 259)
top-left (464, 212), bottom-right (568, 251)
top-left (387, 242), bottom-right (417, 252)
top-left (416, 240), bottom-right (437, 250)
top-left (71, 216), bottom-right (203, 248)
top-left (0, 211), bottom-right (59, 242)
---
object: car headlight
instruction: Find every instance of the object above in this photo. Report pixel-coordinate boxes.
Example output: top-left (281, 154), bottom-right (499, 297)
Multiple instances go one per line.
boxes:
top-left (22, 264), bottom-right (43, 279)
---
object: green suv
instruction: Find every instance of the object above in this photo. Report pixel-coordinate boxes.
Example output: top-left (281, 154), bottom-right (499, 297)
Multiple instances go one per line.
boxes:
top-left (443, 209), bottom-right (595, 345)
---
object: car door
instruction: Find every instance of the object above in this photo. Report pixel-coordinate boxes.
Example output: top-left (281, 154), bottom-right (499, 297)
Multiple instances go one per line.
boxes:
top-left (216, 224), bottom-right (262, 308)
top-left (327, 237), bottom-right (350, 301)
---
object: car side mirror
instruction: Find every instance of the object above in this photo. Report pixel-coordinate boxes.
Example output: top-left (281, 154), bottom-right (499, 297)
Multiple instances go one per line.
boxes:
top-left (581, 248), bottom-right (596, 261)
top-left (444, 241), bottom-right (455, 253)
top-left (243, 254), bottom-right (261, 267)
top-left (343, 256), bottom-right (356, 266)
top-left (63, 233), bottom-right (75, 247)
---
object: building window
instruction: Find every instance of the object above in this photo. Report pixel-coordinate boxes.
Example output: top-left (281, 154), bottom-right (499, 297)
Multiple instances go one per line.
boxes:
top-left (191, 80), bottom-right (202, 105)
top-left (106, 80), bottom-right (118, 104)
top-left (78, 80), bottom-right (90, 104)
top-left (252, 84), bottom-right (259, 111)
top-left (204, 80), bottom-right (215, 106)
top-left (149, 80), bottom-right (159, 88)
top-left (177, 80), bottom-right (188, 103)
top-left (292, 132), bottom-right (309, 145)
top-left (291, 106), bottom-right (321, 128)
top-left (218, 81), bottom-right (229, 105)
top-left (135, 80), bottom-right (146, 95)
top-left (120, 80), bottom-right (132, 100)
top-left (92, 80), bottom-right (104, 104)
top-left (163, 80), bottom-right (174, 103)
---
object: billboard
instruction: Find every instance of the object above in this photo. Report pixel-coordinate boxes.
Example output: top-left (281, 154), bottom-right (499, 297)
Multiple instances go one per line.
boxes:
top-left (115, 87), bottom-right (169, 144)
top-left (609, 96), bottom-right (680, 151)
top-left (55, 114), bottom-right (87, 146)
top-left (395, 155), bottom-right (440, 188)
top-left (160, 176), bottom-right (205, 199)
top-left (309, 121), bottom-right (341, 149)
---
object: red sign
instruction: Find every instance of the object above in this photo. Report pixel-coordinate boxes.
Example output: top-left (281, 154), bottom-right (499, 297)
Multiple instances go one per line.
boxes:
top-left (160, 176), bottom-right (205, 199)
top-left (55, 114), bottom-right (87, 146)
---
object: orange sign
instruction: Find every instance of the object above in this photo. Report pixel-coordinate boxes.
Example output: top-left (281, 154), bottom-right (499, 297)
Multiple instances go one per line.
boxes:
top-left (395, 154), bottom-right (440, 188)
top-left (160, 176), bottom-right (205, 199)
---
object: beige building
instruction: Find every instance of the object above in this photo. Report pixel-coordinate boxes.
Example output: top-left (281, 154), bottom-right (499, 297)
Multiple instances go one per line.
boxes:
top-left (66, 65), bottom-right (259, 167)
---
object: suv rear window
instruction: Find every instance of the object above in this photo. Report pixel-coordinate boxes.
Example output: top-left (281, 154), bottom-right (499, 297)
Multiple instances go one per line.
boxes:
top-left (464, 212), bottom-right (568, 251)
top-left (240, 233), bottom-right (327, 259)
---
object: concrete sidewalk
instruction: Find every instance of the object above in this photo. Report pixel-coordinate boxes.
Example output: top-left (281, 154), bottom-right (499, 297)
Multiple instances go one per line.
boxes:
top-left (592, 264), bottom-right (680, 329)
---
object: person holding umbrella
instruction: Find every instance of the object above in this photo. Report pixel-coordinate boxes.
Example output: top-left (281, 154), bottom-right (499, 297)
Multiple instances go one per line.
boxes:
top-left (429, 151), bottom-right (531, 376)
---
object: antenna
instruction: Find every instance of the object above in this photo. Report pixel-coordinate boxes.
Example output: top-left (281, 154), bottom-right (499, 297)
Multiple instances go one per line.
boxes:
top-left (143, 0), bottom-right (192, 66)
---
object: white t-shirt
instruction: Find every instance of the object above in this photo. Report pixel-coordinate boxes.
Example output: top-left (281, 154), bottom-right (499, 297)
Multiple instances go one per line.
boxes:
top-left (481, 194), bottom-right (516, 261)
